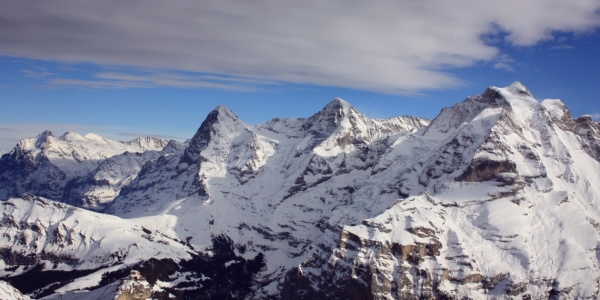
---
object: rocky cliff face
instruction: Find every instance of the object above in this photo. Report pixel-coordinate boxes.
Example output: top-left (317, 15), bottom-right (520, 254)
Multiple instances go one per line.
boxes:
top-left (115, 279), bottom-right (152, 300)
top-left (1, 83), bottom-right (599, 299)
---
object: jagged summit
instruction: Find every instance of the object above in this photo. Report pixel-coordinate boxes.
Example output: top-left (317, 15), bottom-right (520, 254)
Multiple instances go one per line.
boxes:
top-left (303, 98), bottom-right (359, 138)
top-left (425, 82), bottom-right (538, 135)
top-left (506, 81), bottom-right (533, 97)
top-left (179, 104), bottom-right (247, 166)
top-left (324, 97), bottom-right (352, 111)
top-left (39, 129), bottom-right (54, 137)
top-left (34, 130), bottom-right (54, 149)
top-left (199, 104), bottom-right (243, 129)
top-left (213, 104), bottom-right (239, 119)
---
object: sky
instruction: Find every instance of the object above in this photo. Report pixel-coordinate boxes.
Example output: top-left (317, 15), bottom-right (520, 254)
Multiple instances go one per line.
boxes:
top-left (0, 0), bottom-right (599, 152)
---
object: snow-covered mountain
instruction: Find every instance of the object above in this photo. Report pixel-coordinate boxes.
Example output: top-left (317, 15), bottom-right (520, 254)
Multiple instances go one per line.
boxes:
top-left (1, 82), bottom-right (599, 299)
top-left (0, 193), bottom-right (193, 298)
top-left (285, 83), bottom-right (600, 299)
top-left (0, 132), bottom-right (173, 209)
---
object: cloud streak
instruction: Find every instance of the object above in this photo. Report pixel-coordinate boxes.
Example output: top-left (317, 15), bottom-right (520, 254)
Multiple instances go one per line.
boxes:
top-left (46, 71), bottom-right (277, 91)
top-left (550, 45), bottom-right (575, 50)
top-left (1, 0), bottom-right (599, 94)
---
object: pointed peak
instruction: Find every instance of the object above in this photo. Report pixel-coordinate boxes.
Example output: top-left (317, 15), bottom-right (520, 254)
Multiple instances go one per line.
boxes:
top-left (205, 105), bottom-right (241, 124)
top-left (316, 98), bottom-right (356, 116)
top-left (39, 130), bottom-right (54, 138)
top-left (60, 131), bottom-right (84, 140)
top-left (213, 104), bottom-right (236, 115)
top-left (303, 98), bottom-right (361, 138)
top-left (506, 81), bottom-right (533, 97)
top-left (323, 98), bottom-right (352, 111)
top-left (179, 105), bottom-right (245, 166)
top-left (329, 97), bottom-right (348, 105)
top-left (34, 130), bottom-right (54, 149)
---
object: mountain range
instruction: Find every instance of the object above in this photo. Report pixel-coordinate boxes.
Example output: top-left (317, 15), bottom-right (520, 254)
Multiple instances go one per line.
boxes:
top-left (0, 82), bottom-right (599, 299)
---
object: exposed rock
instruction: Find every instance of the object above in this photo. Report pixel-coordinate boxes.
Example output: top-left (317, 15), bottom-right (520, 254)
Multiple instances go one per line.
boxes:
top-left (115, 279), bottom-right (152, 300)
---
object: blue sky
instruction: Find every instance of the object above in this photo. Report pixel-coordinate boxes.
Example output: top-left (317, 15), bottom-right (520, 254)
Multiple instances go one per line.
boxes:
top-left (0, 1), bottom-right (599, 151)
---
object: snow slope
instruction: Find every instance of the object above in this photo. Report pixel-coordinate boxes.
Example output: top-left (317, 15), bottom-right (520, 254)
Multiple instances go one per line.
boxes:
top-left (0, 194), bottom-right (192, 297)
top-left (0, 280), bottom-right (31, 300)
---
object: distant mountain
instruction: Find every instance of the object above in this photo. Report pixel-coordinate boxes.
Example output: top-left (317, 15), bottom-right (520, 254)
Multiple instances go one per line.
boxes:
top-left (0, 132), bottom-right (173, 209)
top-left (1, 82), bottom-right (599, 299)
top-left (121, 136), bottom-right (170, 149)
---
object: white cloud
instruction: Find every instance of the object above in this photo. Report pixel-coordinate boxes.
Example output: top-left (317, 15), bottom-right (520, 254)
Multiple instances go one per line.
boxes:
top-left (0, 0), bottom-right (599, 94)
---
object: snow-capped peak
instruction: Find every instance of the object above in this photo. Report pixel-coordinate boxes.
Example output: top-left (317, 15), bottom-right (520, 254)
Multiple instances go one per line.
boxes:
top-left (506, 81), bottom-right (533, 97)
top-left (39, 130), bottom-right (54, 138)
top-left (303, 98), bottom-right (359, 138)
top-left (325, 98), bottom-right (352, 113)
top-left (179, 105), bottom-right (247, 166)
top-left (83, 132), bottom-right (107, 142)
top-left (201, 105), bottom-right (243, 129)
top-left (214, 104), bottom-right (238, 118)
top-left (60, 131), bottom-right (85, 141)
top-left (34, 130), bottom-right (54, 149)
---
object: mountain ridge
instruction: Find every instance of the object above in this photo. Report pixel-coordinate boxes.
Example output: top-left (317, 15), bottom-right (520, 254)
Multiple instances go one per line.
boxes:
top-left (0, 83), bottom-right (599, 299)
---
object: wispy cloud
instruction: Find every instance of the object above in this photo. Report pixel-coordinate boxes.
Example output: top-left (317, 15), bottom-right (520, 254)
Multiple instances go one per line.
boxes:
top-left (0, 127), bottom-right (19, 132)
top-left (20, 67), bottom-right (56, 78)
top-left (550, 45), bottom-right (575, 50)
top-left (1, 1), bottom-right (599, 94)
top-left (46, 70), bottom-right (277, 91)
top-left (493, 54), bottom-right (516, 72)
top-left (556, 36), bottom-right (569, 43)
top-left (584, 113), bottom-right (600, 121)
